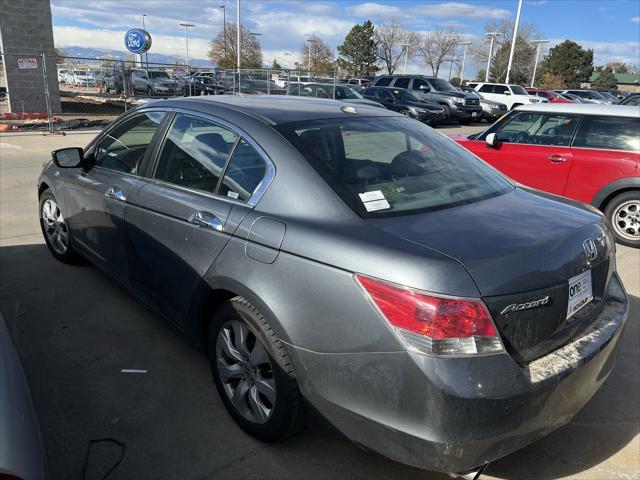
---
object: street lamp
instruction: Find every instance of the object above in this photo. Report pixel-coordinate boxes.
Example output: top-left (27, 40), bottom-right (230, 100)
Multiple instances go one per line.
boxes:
top-left (505, 0), bottom-right (524, 84)
top-left (400, 43), bottom-right (411, 74)
top-left (306, 38), bottom-right (318, 74)
top-left (179, 23), bottom-right (195, 68)
top-left (530, 39), bottom-right (548, 88)
top-left (236, 0), bottom-right (241, 73)
top-left (484, 32), bottom-right (501, 82)
top-left (219, 5), bottom-right (227, 60)
top-left (458, 41), bottom-right (472, 83)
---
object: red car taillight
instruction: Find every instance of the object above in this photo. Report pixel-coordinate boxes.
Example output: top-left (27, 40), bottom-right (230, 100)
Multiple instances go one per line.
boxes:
top-left (356, 275), bottom-right (504, 356)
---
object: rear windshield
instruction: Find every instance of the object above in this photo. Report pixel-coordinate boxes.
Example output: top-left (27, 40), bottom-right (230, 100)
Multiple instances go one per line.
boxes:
top-left (276, 117), bottom-right (513, 217)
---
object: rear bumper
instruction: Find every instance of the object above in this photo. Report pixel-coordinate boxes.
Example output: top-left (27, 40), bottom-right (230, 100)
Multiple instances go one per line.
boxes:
top-left (290, 273), bottom-right (629, 474)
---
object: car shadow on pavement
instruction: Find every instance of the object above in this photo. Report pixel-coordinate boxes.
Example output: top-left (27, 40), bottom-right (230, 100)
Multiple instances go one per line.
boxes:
top-left (0, 243), bottom-right (637, 480)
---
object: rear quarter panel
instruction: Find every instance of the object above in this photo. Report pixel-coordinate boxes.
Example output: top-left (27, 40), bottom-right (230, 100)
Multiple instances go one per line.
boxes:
top-left (566, 148), bottom-right (639, 204)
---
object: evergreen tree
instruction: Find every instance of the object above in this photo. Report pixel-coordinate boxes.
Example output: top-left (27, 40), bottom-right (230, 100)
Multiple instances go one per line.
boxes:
top-left (540, 40), bottom-right (593, 88)
top-left (337, 20), bottom-right (379, 76)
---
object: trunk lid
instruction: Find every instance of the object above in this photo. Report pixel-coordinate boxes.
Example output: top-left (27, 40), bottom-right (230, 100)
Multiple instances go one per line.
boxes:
top-left (369, 188), bottom-right (614, 362)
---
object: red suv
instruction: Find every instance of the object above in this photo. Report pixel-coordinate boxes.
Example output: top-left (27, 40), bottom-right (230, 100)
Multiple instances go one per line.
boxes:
top-left (455, 103), bottom-right (640, 247)
top-left (526, 89), bottom-right (574, 103)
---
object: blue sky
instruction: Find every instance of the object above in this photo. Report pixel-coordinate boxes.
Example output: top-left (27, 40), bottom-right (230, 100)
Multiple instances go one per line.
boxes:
top-left (50, 0), bottom-right (640, 74)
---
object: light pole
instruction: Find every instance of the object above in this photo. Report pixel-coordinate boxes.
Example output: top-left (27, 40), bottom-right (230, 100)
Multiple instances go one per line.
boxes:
top-left (505, 0), bottom-right (524, 84)
top-left (530, 39), bottom-right (548, 87)
top-left (179, 23), bottom-right (195, 69)
top-left (306, 38), bottom-right (318, 74)
top-left (400, 43), bottom-right (411, 74)
top-left (219, 5), bottom-right (226, 61)
top-left (141, 14), bottom-right (149, 68)
top-left (484, 32), bottom-right (501, 82)
top-left (236, 0), bottom-right (240, 73)
top-left (458, 41), bottom-right (471, 83)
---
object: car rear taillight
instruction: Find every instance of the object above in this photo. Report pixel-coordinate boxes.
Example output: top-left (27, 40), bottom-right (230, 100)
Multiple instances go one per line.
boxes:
top-left (356, 275), bottom-right (504, 356)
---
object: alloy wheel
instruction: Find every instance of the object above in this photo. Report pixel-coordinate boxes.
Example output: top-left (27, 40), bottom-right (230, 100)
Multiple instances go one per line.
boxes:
top-left (42, 199), bottom-right (69, 254)
top-left (216, 320), bottom-right (276, 424)
top-left (612, 200), bottom-right (640, 242)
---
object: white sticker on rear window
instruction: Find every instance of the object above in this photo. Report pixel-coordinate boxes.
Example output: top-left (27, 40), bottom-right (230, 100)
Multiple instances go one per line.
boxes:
top-left (363, 199), bottom-right (390, 212)
top-left (359, 190), bottom-right (385, 202)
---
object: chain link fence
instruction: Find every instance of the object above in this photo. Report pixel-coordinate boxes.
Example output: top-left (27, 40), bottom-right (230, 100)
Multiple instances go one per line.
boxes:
top-left (0, 53), bottom-right (339, 132)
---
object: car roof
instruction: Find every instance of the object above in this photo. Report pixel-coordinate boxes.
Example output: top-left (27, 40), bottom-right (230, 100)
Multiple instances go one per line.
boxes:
top-left (514, 103), bottom-right (640, 117)
top-left (148, 95), bottom-right (396, 125)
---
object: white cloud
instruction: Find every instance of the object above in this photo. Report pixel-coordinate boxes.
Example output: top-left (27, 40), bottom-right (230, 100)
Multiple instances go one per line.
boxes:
top-left (631, 16), bottom-right (640, 24)
top-left (547, 38), bottom-right (640, 67)
top-left (350, 1), bottom-right (511, 21)
top-left (53, 26), bottom-right (212, 60)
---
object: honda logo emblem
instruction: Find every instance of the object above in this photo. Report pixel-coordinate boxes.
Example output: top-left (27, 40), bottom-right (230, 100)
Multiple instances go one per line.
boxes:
top-left (583, 238), bottom-right (598, 263)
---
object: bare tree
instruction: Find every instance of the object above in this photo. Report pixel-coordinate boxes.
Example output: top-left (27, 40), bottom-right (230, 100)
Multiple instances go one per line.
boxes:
top-left (415, 28), bottom-right (461, 77)
top-left (374, 22), bottom-right (417, 74)
top-left (208, 23), bottom-right (263, 69)
top-left (298, 34), bottom-right (335, 73)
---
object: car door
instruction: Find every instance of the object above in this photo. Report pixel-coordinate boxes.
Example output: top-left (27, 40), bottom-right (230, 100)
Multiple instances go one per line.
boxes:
top-left (63, 110), bottom-right (167, 280)
top-left (125, 112), bottom-right (273, 326)
top-left (566, 115), bottom-right (640, 203)
top-left (470, 111), bottom-right (579, 194)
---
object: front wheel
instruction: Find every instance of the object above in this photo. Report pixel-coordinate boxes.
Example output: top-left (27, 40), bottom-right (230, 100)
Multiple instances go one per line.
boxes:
top-left (604, 191), bottom-right (640, 248)
top-left (39, 189), bottom-right (82, 263)
top-left (209, 297), bottom-right (306, 442)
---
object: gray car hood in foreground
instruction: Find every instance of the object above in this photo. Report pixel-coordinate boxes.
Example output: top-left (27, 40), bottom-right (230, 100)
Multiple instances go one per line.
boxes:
top-left (369, 188), bottom-right (605, 297)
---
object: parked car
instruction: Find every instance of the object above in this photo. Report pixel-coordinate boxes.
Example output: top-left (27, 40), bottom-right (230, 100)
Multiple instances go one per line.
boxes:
top-left (594, 90), bottom-right (620, 103)
top-left (469, 82), bottom-right (546, 109)
top-left (57, 68), bottom-right (67, 83)
top-left (38, 95), bottom-right (628, 479)
top-left (66, 69), bottom-right (97, 87)
top-left (131, 69), bottom-right (180, 96)
top-left (558, 92), bottom-right (594, 103)
top-left (178, 75), bottom-right (227, 96)
top-left (526, 88), bottom-right (574, 103)
top-left (0, 314), bottom-right (48, 479)
top-left (372, 75), bottom-right (482, 123)
top-left (454, 103), bottom-right (640, 247)
top-left (558, 89), bottom-right (611, 104)
top-left (361, 86), bottom-right (446, 125)
top-left (618, 93), bottom-right (640, 106)
top-left (460, 85), bottom-right (508, 122)
top-left (288, 83), bottom-right (384, 108)
top-left (345, 77), bottom-right (372, 87)
top-left (331, 84), bottom-right (385, 108)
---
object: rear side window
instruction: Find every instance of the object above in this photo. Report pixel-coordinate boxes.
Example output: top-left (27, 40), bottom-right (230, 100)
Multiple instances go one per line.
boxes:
top-left (94, 111), bottom-right (165, 174)
top-left (375, 77), bottom-right (392, 87)
top-left (479, 84), bottom-right (494, 93)
top-left (219, 139), bottom-right (268, 202)
top-left (574, 116), bottom-right (640, 151)
top-left (154, 114), bottom-right (239, 193)
top-left (394, 78), bottom-right (410, 89)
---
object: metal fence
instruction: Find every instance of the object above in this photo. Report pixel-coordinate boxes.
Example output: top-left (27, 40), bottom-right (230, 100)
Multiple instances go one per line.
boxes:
top-left (0, 53), bottom-right (339, 132)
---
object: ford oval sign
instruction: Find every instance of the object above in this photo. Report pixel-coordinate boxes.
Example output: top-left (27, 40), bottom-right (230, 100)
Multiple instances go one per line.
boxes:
top-left (124, 28), bottom-right (152, 54)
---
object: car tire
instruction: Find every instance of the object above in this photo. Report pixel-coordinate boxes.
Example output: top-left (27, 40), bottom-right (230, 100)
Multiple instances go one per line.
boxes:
top-left (399, 109), bottom-right (412, 117)
top-left (209, 297), bottom-right (306, 442)
top-left (604, 191), bottom-right (640, 248)
top-left (442, 104), bottom-right (452, 123)
top-left (39, 189), bottom-right (83, 264)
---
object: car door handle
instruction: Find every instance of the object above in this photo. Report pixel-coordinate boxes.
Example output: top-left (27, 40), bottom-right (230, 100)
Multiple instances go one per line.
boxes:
top-left (188, 211), bottom-right (223, 232)
top-left (547, 154), bottom-right (568, 163)
top-left (105, 186), bottom-right (126, 201)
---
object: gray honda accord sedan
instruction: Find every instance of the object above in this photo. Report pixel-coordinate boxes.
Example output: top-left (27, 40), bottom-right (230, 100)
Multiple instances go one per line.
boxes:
top-left (38, 96), bottom-right (629, 478)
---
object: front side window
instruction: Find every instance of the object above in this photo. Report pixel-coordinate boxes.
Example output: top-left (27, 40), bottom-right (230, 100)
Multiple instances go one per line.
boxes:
top-left (429, 78), bottom-right (456, 91)
top-left (154, 114), bottom-right (239, 193)
top-left (494, 112), bottom-right (579, 146)
top-left (494, 85), bottom-right (509, 94)
top-left (219, 139), bottom-right (268, 202)
top-left (276, 117), bottom-right (512, 217)
top-left (412, 78), bottom-right (429, 91)
top-left (379, 90), bottom-right (394, 101)
top-left (574, 116), bottom-right (640, 151)
top-left (510, 85), bottom-right (528, 95)
top-left (94, 112), bottom-right (165, 174)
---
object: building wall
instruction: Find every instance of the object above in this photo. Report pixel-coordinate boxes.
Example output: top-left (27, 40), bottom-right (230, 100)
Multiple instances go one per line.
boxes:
top-left (619, 83), bottom-right (640, 93)
top-left (0, 0), bottom-right (61, 113)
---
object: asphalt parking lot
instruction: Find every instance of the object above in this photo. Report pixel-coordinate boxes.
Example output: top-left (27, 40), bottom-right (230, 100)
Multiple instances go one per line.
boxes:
top-left (1, 129), bottom-right (638, 480)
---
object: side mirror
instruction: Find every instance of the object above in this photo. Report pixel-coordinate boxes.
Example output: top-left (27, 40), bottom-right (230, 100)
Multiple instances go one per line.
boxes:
top-left (503, 91), bottom-right (511, 96)
top-left (52, 147), bottom-right (84, 168)
top-left (485, 133), bottom-right (497, 148)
